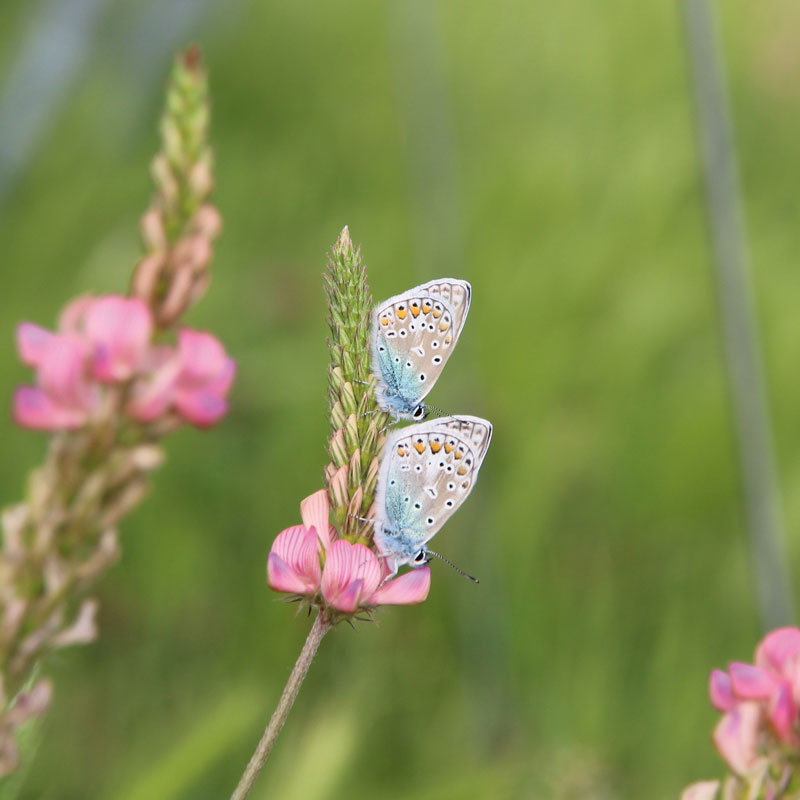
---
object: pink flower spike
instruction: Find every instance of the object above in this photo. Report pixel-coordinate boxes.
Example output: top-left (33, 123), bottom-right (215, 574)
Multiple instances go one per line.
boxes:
top-left (680, 781), bottom-right (720, 800)
top-left (755, 627), bottom-right (800, 673)
top-left (85, 295), bottom-right (152, 382)
top-left (709, 669), bottom-right (736, 712)
top-left (713, 702), bottom-right (761, 775)
top-left (267, 525), bottom-right (322, 595)
top-left (729, 662), bottom-right (776, 700)
top-left (321, 541), bottom-right (381, 613)
top-left (16, 323), bottom-right (54, 367)
top-left (371, 567), bottom-right (431, 606)
top-left (769, 681), bottom-right (796, 742)
top-left (300, 489), bottom-right (334, 549)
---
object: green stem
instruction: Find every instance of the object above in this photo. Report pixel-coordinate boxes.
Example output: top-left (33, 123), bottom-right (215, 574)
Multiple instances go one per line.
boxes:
top-left (229, 613), bottom-right (331, 800)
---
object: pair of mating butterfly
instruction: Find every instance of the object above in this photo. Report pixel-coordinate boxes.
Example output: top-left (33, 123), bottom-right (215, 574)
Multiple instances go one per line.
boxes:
top-left (369, 278), bottom-right (492, 577)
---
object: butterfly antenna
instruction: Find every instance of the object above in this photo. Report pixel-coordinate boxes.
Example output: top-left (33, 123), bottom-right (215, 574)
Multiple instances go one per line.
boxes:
top-left (425, 403), bottom-right (465, 424)
top-left (426, 550), bottom-right (479, 584)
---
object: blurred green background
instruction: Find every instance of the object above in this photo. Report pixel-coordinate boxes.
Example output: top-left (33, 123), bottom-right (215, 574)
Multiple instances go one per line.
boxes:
top-left (2, 0), bottom-right (800, 797)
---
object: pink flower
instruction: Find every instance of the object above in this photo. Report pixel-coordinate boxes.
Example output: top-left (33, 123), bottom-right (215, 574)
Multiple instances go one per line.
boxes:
top-left (13, 294), bottom-right (151, 430)
top-left (267, 490), bottom-right (431, 614)
top-left (707, 626), bottom-right (800, 775)
top-left (83, 295), bottom-right (152, 381)
top-left (14, 295), bottom-right (235, 432)
top-left (128, 329), bottom-right (235, 428)
top-left (172, 329), bottom-right (236, 427)
top-left (320, 539), bottom-right (431, 613)
top-left (13, 331), bottom-right (98, 430)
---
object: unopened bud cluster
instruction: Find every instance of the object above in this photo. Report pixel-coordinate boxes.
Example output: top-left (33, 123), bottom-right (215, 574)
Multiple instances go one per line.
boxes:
top-left (132, 46), bottom-right (220, 328)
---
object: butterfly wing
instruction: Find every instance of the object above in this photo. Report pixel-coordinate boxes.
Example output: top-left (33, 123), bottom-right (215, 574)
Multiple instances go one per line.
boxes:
top-left (374, 414), bottom-right (492, 571)
top-left (371, 279), bottom-right (471, 417)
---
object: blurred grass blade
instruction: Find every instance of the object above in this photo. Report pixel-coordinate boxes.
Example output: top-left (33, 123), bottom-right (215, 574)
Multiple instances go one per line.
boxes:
top-left (683, 0), bottom-right (793, 628)
top-left (118, 690), bottom-right (262, 800)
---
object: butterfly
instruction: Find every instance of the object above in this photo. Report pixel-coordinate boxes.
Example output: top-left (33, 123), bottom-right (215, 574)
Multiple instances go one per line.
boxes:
top-left (373, 414), bottom-right (492, 574)
top-left (371, 279), bottom-right (471, 419)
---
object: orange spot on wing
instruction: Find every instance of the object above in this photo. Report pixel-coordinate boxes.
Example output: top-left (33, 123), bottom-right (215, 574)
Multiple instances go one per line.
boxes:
top-left (457, 465), bottom-right (468, 476)
top-left (380, 317), bottom-right (389, 326)
top-left (397, 308), bottom-right (407, 320)
top-left (432, 308), bottom-right (442, 319)
top-left (439, 321), bottom-right (449, 331)
top-left (410, 303), bottom-right (420, 318)
top-left (444, 443), bottom-right (454, 453)
top-left (414, 440), bottom-right (426, 454)
top-left (454, 450), bottom-right (463, 460)
top-left (422, 302), bottom-right (432, 313)
top-left (430, 441), bottom-right (442, 453)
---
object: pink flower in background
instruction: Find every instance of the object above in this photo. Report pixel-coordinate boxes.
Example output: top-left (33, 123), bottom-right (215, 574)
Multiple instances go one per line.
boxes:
top-left (267, 489), bottom-right (431, 613)
top-left (172, 329), bottom-right (236, 427)
top-left (13, 295), bottom-right (235, 432)
top-left (127, 329), bottom-right (236, 428)
top-left (706, 626), bottom-right (800, 776)
top-left (83, 296), bottom-right (152, 381)
top-left (13, 331), bottom-right (97, 430)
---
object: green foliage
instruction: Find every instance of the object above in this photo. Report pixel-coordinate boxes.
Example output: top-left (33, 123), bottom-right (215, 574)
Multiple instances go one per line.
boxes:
top-left (1, 0), bottom-right (798, 797)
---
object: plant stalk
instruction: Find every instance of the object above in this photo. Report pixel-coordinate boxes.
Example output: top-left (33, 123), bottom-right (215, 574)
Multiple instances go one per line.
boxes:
top-left (230, 613), bottom-right (331, 800)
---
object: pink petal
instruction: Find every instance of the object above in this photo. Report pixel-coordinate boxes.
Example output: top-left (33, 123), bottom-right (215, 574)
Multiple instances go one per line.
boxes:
top-left (267, 553), bottom-right (315, 595)
top-left (270, 526), bottom-right (322, 589)
top-left (370, 567), bottom-right (431, 606)
top-left (177, 329), bottom-right (229, 385)
top-left (321, 541), bottom-right (381, 611)
top-left (174, 389), bottom-right (228, 427)
top-left (769, 681), bottom-right (796, 742)
top-left (300, 490), bottom-right (333, 549)
top-left (328, 579), bottom-right (365, 613)
top-left (13, 387), bottom-right (88, 430)
top-left (729, 662), bottom-right (776, 700)
top-left (755, 627), bottom-right (800, 674)
top-left (16, 323), bottom-right (54, 367)
top-left (680, 781), bottom-right (720, 800)
top-left (206, 357), bottom-right (236, 396)
top-left (85, 296), bottom-right (152, 381)
top-left (712, 702), bottom-right (761, 775)
top-left (37, 335), bottom-right (93, 410)
top-left (709, 669), bottom-right (736, 712)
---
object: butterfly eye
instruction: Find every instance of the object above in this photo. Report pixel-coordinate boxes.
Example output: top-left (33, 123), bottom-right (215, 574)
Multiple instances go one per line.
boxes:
top-left (412, 405), bottom-right (425, 420)
top-left (413, 550), bottom-right (427, 564)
